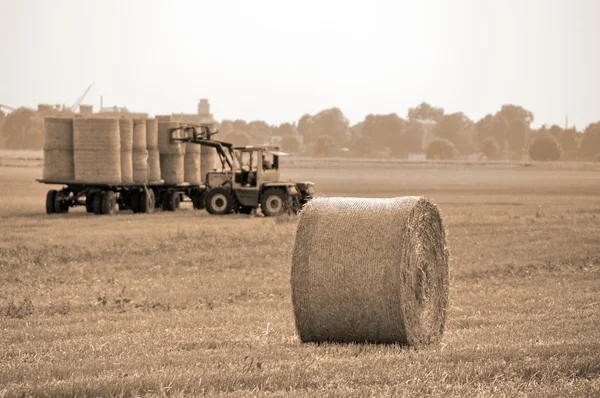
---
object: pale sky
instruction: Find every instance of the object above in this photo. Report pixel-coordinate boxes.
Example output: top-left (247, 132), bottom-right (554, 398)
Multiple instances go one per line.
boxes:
top-left (0, 0), bottom-right (598, 129)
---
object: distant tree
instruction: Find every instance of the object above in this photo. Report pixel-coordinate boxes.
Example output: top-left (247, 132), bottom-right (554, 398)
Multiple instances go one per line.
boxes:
top-left (475, 114), bottom-right (494, 144)
top-left (361, 113), bottom-right (407, 152)
top-left (350, 135), bottom-right (374, 157)
top-left (223, 130), bottom-right (252, 147)
top-left (400, 121), bottom-right (426, 155)
top-left (578, 122), bottom-right (600, 160)
top-left (407, 102), bottom-right (444, 122)
top-left (426, 139), bottom-right (458, 160)
top-left (0, 107), bottom-right (44, 149)
top-left (297, 114), bottom-right (314, 143)
top-left (218, 120), bottom-right (235, 136)
top-left (247, 120), bottom-right (271, 143)
top-left (313, 135), bottom-right (338, 157)
top-left (506, 118), bottom-right (529, 153)
top-left (311, 108), bottom-right (349, 145)
top-left (548, 124), bottom-right (562, 138)
top-left (0, 110), bottom-right (5, 130)
top-left (480, 137), bottom-right (500, 160)
top-left (232, 119), bottom-right (249, 133)
top-left (529, 134), bottom-right (562, 161)
top-left (434, 112), bottom-right (474, 154)
top-left (275, 122), bottom-right (296, 137)
top-left (558, 129), bottom-right (581, 160)
top-left (490, 116), bottom-right (508, 154)
top-left (281, 134), bottom-right (301, 153)
top-left (496, 104), bottom-right (534, 126)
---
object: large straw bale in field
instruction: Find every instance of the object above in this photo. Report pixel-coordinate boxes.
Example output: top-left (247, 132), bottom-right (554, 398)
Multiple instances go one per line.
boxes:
top-left (43, 117), bottom-right (74, 181)
top-left (73, 118), bottom-right (121, 184)
top-left (200, 146), bottom-right (217, 182)
top-left (184, 142), bottom-right (201, 184)
top-left (131, 119), bottom-right (148, 183)
top-left (157, 121), bottom-right (182, 155)
top-left (119, 118), bottom-right (133, 184)
top-left (291, 196), bottom-right (449, 346)
top-left (160, 153), bottom-right (184, 184)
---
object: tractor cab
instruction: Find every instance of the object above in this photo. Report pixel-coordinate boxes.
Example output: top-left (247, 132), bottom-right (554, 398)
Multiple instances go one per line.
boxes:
top-left (232, 145), bottom-right (285, 188)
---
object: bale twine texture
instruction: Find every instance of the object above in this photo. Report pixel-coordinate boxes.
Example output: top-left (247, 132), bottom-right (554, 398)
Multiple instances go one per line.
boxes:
top-left (132, 119), bottom-right (147, 150)
top-left (146, 118), bottom-right (158, 150)
top-left (119, 118), bottom-right (133, 184)
top-left (160, 153), bottom-right (184, 184)
top-left (184, 143), bottom-right (202, 185)
top-left (43, 117), bottom-right (74, 181)
top-left (291, 196), bottom-right (449, 346)
top-left (200, 146), bottom-right (217, 183)
top-left (147, 149), bottom-right (161, 182)
top-left (73, 118), bottom-right (121, 184)
top-left (157, 121), bottom-right (182, 155)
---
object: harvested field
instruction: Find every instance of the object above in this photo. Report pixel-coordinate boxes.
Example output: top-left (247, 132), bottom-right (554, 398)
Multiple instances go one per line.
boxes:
top-left (0, 158), bottom-right (599, 397)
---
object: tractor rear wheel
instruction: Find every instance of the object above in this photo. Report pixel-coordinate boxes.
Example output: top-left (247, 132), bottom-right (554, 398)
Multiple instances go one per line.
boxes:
top-left (205, 187), bottom-right (234, 215)
top-left (46, 190), bottom-right (57, 214)
top-left (260, 188), bottom-right (287, 217)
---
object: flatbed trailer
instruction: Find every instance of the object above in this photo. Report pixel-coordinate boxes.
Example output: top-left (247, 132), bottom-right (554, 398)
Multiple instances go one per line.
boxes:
top-left (37, 179), bottom-right (207, 215)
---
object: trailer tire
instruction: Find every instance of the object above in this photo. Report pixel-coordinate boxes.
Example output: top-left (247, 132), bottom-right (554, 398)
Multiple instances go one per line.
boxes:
top-left (86, 193), bottom-right (95, 213)
top-left (192, 191), bottom-right (205, 210)
top-left (162, 191), bottom-right (179, 212)
top-left (131, 191), bottom-right (141, 213)
top-left (46, 190), bottom-right (57, 214)
top-left (260, 188), bottom-right (287, 217)
top-left (139, 189), bottom-right (155, 214)
top-left (205, 187), bottom-right (234, 215)
top-left (102, 191), bottom-right (117, 215)
top-left (93, 192), bottom-right (104, 215)
top-left (54, 191), bottom-right (69, 214)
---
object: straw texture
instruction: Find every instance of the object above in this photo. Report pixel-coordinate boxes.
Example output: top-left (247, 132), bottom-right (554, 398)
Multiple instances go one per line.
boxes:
top-left (43, 117), bottom-right (74, 181)
top-left (291, 196), bottom-right (449, 346)
top-left (131, 119), bottom-right (148, 183)
top-left (147, 149), bottom-right (161, 182)
top-left (158, 121), bottom-right (182, 155)
top-left (119, 118), bottom-right (133, 184)
top-left (184, 143), bottom-right (202, 184)
top-left (160, 153), bottom-right (184, 184)
top-left (200, 146), bottom-right (217, 183)
top-left (73, 118), bottom-right (121, 184)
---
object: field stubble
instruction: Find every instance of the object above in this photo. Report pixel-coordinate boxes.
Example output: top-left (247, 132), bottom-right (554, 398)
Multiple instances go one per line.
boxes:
top-left (0, 160), bottom-right (599, 397)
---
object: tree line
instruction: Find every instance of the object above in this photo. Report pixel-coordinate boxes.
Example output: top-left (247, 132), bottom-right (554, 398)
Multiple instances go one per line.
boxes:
top-left (2, 103), bottom-right (600, 161)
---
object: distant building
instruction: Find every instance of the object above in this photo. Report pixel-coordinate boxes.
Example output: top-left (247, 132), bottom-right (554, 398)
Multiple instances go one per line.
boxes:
top-left (171, 98), bottom-right (215, 124)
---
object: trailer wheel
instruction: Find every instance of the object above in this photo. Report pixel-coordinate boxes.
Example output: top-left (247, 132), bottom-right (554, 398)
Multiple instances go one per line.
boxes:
top-left (139, 189), bottom-right (155, 214)
top-left (86, 193), bottom-right (95, 213)
top-left (102, 191), bottom-right (118, 215)
top-left (46, 190), bottom-right (57, 214)
top-left (162, 191), bottom-right (180, 212)
top-left (192, 191), bottom-right (205, 210)
top-left (131, 191), bottom-right (141, 213)
top-left (260, 188), bottom-right (287, 217)
top-left (54, 191), bottom-right (69, 214)
top-left (205, 187), bottom-right (234, 215)
top-left (93, 192), bottom-right (104, 214)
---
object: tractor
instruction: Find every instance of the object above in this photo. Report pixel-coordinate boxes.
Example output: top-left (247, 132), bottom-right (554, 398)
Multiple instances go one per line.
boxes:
top-left (172, 124), bottom-right (315, 216)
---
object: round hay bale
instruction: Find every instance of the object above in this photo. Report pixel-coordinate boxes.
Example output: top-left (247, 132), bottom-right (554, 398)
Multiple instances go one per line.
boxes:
top-left (132, 149), bottom-right (148, 183)
top-left (184, 143), bottom-right (201, 184)
top-left (119, 118), bottom-right (133, 184)
top-left (147, 149), bottom-right (161, 182)
top-left (157, 121), bottom-right (182, 155)
top-left (160, 153), bottom-right (184, 184)
top-left (73, 118), bottom-right (121, 184)
top-left (146, 118), bottom-right (158, 150)
top-left (132, 119), bottom-right (147, 151)
top-left (200, 146), bottom-right (218, 183)
top-left (44, 117), bottom-right (73, 150)
top-left (291, 196), bottom-right (449, 346)
top-left (43, 149), bottom-right (74, 181)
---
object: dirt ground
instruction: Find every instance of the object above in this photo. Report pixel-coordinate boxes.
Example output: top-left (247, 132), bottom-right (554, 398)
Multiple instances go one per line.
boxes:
top-left (1, 158), bottom-right (599, 397)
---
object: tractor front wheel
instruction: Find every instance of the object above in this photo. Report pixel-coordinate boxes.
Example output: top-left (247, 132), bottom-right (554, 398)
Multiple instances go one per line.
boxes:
top-left (260, 188), bottom-right (287, 217)
top-left (205, 187), bottom-right (234, 215)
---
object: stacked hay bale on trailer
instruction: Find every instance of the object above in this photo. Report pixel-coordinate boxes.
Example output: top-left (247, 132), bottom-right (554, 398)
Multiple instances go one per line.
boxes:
top-left (146, 118), bottom-right (161, 183)
top-left (156, 121), bottom-right (185, 211)
top-left (118, 118), bottom-right (134, 184)
top-left (132, 119), bottom-right (148, 184)
top-left (43, 117), bottom-right (74, 213)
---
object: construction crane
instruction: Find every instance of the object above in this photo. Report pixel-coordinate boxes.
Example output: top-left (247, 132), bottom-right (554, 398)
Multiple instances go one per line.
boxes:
top-left (71, 82), bottom-right (94, 113)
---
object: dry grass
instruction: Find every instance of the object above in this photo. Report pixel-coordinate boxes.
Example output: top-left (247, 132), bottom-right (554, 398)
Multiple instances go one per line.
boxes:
top-left (0, 160), bottom-right (599, 397)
